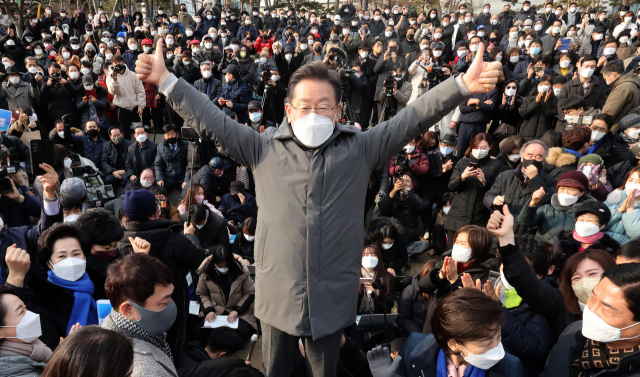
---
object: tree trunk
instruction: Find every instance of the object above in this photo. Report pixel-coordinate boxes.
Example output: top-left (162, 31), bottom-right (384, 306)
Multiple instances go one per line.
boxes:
top-left (334, 0), bottom-right (339, 13)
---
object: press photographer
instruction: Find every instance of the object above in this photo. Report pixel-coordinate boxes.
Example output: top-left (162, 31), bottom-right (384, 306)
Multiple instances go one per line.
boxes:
top-left (342, 61), bottom-right (371, 127)
top-left (0, 149), bottom-right (40, 227)
top-left (254, 63), bottom-right (286, 124)
top-left (388, 138), bottom-right (429, 179)
top-left (378, 61), bottom-right (412, 122)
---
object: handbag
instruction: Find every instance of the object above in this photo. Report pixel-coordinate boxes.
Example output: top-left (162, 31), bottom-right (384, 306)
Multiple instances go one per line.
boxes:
top-left (493, 122), bottom-right (516, 140)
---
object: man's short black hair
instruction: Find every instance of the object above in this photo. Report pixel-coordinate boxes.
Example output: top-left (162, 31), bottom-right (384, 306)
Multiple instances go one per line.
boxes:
top-left (602, 59), bottom-right (625, 76)
top-left (206, 327), bottom-right (245, 354)
top-left (77, 208), bottom-right (125, 252)
top-left (561, 97), bottom-right (587, 111)
top-left (189, 204), bottom-right (208, 224)
top-left (163, 124), bottom-right (177, 134)
top-left (60, 193), bottom-right (83, 211)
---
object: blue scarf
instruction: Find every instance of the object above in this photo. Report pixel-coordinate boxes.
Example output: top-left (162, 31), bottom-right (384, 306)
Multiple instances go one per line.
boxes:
top-left (47, 271), bottom-right (98, 335)
top-left (563, 148), bottom-right (583, 158)
top-left (436, 349), bottom-right (486, 377)
top-left (586, 137), bottom-right (605, 155)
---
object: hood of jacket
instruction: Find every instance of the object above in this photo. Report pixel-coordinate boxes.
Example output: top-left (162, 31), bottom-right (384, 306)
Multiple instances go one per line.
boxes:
top-left (546, 147), bottom-right (578, 167)
top-left (48, 127), bottom-right (83, 139)
top-left (612, 70), bottom-right (640, 91)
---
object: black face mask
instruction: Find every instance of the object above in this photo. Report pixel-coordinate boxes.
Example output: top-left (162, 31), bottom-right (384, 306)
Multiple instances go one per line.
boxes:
top-left (167, 137), bottom-right (178, 145)
top-left (313, 45), bottom-right (322, 53)
top-left (489, 37), bottom-right (497, 42)
top-left (87, 129), bottom-right (99, 138)
top-left (407, 34), bottom-right (414, 40)
top-left (521, 158), bottom-right (543, 172)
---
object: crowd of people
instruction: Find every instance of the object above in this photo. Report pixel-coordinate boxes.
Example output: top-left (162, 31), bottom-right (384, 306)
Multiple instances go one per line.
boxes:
top-left (0, 1), bottom-right (640, 377)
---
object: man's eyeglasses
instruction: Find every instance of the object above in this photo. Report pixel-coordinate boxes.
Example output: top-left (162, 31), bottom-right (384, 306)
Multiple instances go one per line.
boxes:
top-left (291, 104), bottom-right (338, 117)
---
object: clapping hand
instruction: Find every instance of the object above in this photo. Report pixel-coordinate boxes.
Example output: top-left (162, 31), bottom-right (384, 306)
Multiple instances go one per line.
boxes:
top-left (461, 273), bottom-right (499, 300)
top-left (439, 256), bottom-right (458, 284)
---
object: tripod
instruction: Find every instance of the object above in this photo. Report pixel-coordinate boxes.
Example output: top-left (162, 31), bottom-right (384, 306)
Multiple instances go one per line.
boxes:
top-left (378, 91), bottom-right (396, 124)
top-left (339, 88), bottom-right (358, 125)
top-left (261, 83), bottom-right (277, 125)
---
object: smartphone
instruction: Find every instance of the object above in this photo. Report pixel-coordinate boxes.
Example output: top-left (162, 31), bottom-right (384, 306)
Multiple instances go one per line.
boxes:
top-left (11, 110), bottom-right (20, 122)
top-left (219, 99), bottom-right (228, 104)
top-left (30, 139), bottom-right (56, 176)
top-left (469, 161), bottom-right (479, 170)
top-left (360, 278), bottom-right (373, 284)
top-left (533, 66), bottom-right (543, 72)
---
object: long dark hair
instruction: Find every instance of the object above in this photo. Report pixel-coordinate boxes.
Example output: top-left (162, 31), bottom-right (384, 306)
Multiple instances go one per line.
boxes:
top-left (239, 217), bottom-right (256, 247)
top-left (359, 245), bottom-right (391, 296)
top-left (209, 244), bottom-right (244, 283)
top-left (41, 325), bottom-right (133, 377)
top-left (374, 224), bottom-right (399, 251)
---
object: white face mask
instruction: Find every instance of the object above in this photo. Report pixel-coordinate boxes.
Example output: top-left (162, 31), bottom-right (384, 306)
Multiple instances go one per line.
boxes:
top-left (81, 68), bottom-right (90, 75)
top-left (106, 53), bottom-right (114, 60)
top-left (538, 85), bottom-right (550, 93)
top-left (557, 193), bottom-right (579, 206)
top-left (500, 269), bottom-right (514, 291)
top-left (469, 44), bottom-right (479, 52)
top-left (215, 266), bottom-right (229, 274)
top-left (593, 33), bottom-right (603, 41)
top-left (452, 243), bottom-right (472, 263)
top-left (362, 256), bottom-right (379, 269)
top-left (509, 56), bottom-right (519, 64)
top-left (385, 31), bottom-right (393, 37)
top-left (63, 158), bottom-right (72, 170)
top-left (534, 24), bottom-right (542, 31)
top-left (460, 343), bottom-right (505, 370)
top-left (433, 50), bottom-right (442, 57)
top-left (136, 134), bottom-right (147, 143)
top-left (243, 233), bottom-right (255, 242)
top-left (552, 27), bottom-right (561, 34)
top-left (508, 153), bottom-right (520, 162)
top-left (34, 48), bottom-right (43, 56)
top-left (591, 130), bottom-right (605, 142)
top-left (604, 47), bottom-right (617, 56)
top-left (477, 31), bottom-right (485, 37)
top-left (62, 52), bottom-right (71, 59)
top-left (291, 112), bottom-right (336, 148)
top-left (523, 6), bottom-right (530, 11)
top-left (495, 54), bottom-right (502, 61)
top-left (625, 17), bottom-right (633, 22)
top-left (381, 243), bottom-right (393, 250)
top-left (504, 88), bottom-right (516, 96)
top-left (139, 179), bottom-right (153, 188)
top-left (553, 88), bottom-right (562, 96)
top-left (442, 21), bottom-right (449, 27)
top-left (64, 213), bottom-right (80, 222)
top-left (57, 131), bottom-right (65, 139)
top-left (574, 221), bottom-right (600, 237)
top-left (443, 206), bottom-right (451, 214)
top-left (50, 257), bottom-right (86, 281)
top-left (580, 68), bottom-right (595, 78)
top-left (471, 149), bottom-right (488, 159)
top-left (0, 310), bottom-right (42, 343)
top-left (627, 129), bottom-right (640, 141)
top-left (560, 60), bottom-right (571, 68)
top-left (69, 71), bottom-right (79, 79)
top-left (621, 37), bottom-right (630, 44)
top-left (8, 76), bottom-right (19, 85)
top-left (403, 145), bottom-right (415, 154)
top-left (582, 305), bottom-right (640, 342)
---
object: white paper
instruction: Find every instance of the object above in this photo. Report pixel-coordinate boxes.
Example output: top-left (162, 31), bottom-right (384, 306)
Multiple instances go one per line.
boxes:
top-left (203, 315), bottom-right (239, 329)
top-left (356, 315), bottom-right (361, 325)
top-left (186, 272), bottom-right (193, 286)
top-left (189, 301), bottom-right (200, 316)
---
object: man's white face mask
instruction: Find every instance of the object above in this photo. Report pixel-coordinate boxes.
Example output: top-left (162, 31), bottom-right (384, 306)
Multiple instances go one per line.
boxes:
top-left (290, 109), bottom-right (338, 148)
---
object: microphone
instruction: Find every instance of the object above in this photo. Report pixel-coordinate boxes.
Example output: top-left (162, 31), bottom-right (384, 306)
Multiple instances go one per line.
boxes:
top-left (247, 334), bottom-right (258, 362)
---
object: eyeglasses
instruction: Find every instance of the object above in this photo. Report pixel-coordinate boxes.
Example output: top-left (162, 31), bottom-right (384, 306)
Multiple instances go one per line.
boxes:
top-left (590, 124), bottom-right (608, 133)
top-left (291, 104), bottom-right (338, 117)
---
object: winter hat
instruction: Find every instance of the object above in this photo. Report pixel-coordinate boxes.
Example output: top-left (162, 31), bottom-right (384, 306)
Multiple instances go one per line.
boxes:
top-left (575, 201), bottom-right (611, 225)
top-left (619, 114), bottom-right (640, 131)
top-left (557, 171), bottom-right (589, 191)
top-left (260, 49), bottom-right (269, 58)
top-left (578, 154), bottom-right (604, 167)
top-left (553, 76), bottom-right (568, 85)
top-left (123, 190), bottom-right (158, 221)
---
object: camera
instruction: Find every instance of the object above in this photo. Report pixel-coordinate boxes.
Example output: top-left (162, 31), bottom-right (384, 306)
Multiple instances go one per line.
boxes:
top-left (0, 165), bottom-right (17, 194)
top-left (394, 153), bottom-right (415, 176)
top-left (111, 64), bottom-right (125, 74)
top-left (383, 75), bottom-right (395, 93)
top-left (71, 166), bottom-right (94, 177)
top-left (372, 278), bottom-right (387, 292)
top-left (51, 72), bottom-right (61, 82)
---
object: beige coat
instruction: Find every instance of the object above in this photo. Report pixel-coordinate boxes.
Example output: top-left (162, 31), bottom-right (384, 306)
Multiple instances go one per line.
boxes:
top-left (196, 256), bottom-right (257, 330)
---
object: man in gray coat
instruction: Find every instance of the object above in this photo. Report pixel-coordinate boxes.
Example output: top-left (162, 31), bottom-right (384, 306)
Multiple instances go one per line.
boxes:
top-left (135, 38), bottom-right (500, 377)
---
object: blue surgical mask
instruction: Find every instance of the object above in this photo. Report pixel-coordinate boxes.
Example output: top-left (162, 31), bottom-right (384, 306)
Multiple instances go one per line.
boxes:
top-left (530, 47), bottom-right (540, 56)
top-left (249, 112), bottom-right (263, 123)
top-left (440, 146), bottom-right (453, 155)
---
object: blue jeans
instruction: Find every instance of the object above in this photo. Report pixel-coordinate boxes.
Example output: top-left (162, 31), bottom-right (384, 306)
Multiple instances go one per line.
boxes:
top-left (407, 240), bottom-right (430, 256)
top-left (104, 173), bottom-right (127, 187)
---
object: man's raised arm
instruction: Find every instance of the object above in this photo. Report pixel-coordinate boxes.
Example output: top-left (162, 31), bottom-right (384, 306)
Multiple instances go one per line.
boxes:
top-left (363, 42), bottom-right (501, 171)
top-left (136, 39), bottom-right (263, 170)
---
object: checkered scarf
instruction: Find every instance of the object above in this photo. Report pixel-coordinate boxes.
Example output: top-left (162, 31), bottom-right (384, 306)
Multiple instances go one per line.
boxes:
top-left (102, 309), bottom-right (173, 362)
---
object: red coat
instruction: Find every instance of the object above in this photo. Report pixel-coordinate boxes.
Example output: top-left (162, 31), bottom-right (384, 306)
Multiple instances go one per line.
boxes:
top-left (254, 36), bottom-right (274, 58)
top-left (388, 145), bottom-right (430, 180)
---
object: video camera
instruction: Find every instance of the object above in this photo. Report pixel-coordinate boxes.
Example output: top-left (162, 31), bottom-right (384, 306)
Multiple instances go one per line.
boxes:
top-left (383, 75), bottom-right (395, 94)
top-left (371, 278), bottom-right (387, 292)
top-left (394, 153), bottom-right (415, 176)
top-left (51, 71), bottom-right (61, 83)
top-left (565, 115), bottom-right (593, 126)
top-left (0, 165), bottom-right (17, 194)
top-left (70, 165), bottom-right (115, 207)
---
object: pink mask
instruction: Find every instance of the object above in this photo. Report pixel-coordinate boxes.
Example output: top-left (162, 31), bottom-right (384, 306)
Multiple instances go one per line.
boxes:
top-left (195, 195), bottom-right (205, 204)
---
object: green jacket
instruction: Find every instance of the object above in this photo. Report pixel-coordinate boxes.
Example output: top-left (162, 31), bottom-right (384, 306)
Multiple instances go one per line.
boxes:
top-left (518, 193), bottom-right (595, 243)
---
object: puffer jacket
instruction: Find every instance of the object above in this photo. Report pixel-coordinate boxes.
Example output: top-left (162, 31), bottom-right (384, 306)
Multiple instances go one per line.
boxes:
top-left (605, 188), bottom-right (640, 244)
top-left (388, 145), bottom-right (429, 178)
top-left (217, 78), bottom-right (253, 123)
top-left (545, 148), bottom-right (579, 180)
top-left (193, 76), bottom-right (223, 101)
top-left (105, 66), bottom-right (145, 111)
top-left (518, 192), bottom-right (596, 242)
top-left (195, 256), bottom-right (257, 330)
top-left (82, 134), bottom-right (106, 168)
top-left (396, 274), bottom-right (429, 336)
top-left (518, 93), bottom-right (557, 141)
top-left (154, 139), bottom-right (191, 184)
top-left (445, 156), bottom-right (505, 231)
top-left (484, 165), bottom-right (557, 223)
top-left (0, 355), bottom-right (46, 377)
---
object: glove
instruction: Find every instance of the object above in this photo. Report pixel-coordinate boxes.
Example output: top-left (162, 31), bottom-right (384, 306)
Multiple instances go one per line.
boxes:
top-left (587, 164), bottom-right (601, 186)
top-left (367, 346), bottom-right (403, 377)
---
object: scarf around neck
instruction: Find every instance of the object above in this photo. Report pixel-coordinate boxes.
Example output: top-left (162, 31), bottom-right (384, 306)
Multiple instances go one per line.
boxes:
top-left (0, 339), bottom-right (52, 362)
top-left (573, 231), bottom-right (604, 245)
top-left (102, 310), bottom-right (173, 362)
top-left (359, 267), bottom-right (376, 314)
top-left (47, 271), bottom-right (98, 334)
